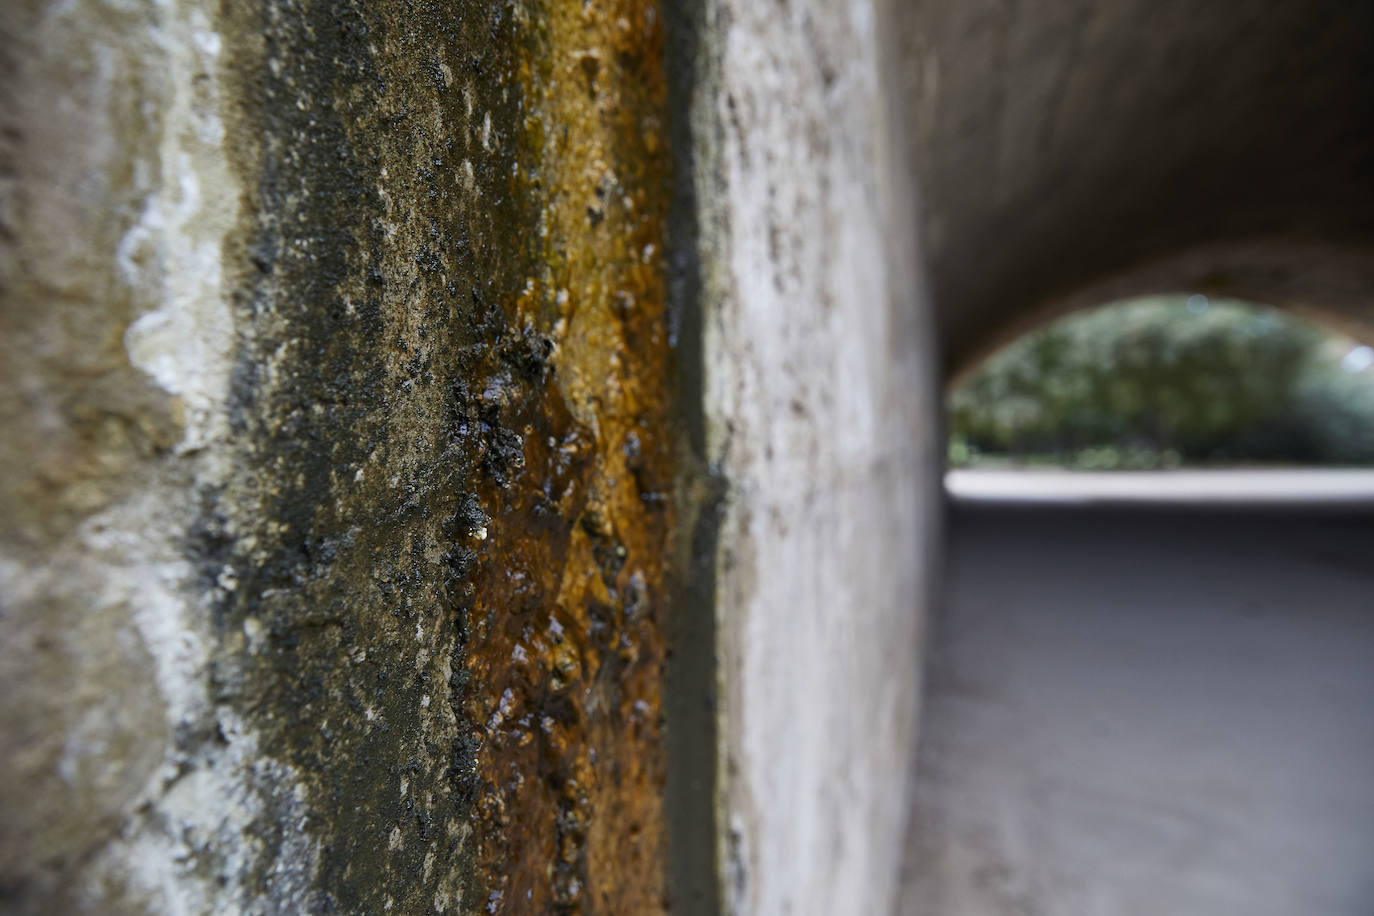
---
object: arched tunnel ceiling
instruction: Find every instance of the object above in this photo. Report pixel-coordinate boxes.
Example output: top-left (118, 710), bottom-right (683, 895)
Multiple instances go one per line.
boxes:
top-left (897, 0), bottom-right (1374, 370)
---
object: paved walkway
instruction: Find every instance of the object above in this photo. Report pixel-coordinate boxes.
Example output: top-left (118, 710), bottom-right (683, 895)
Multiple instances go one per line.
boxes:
top-left (946, 468), bottom-right (1374, 506)
top-left (901, 496), bottom-right (1374, 915)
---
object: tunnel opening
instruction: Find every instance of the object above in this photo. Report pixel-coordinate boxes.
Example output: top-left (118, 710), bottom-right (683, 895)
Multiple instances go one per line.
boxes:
top-left (898, 2), bottom-right (1374, 912)
top-left (941, 293), bottom-right (1374, 506)
top-left (948, 293), bottom-right (1374, 473)
top-left (913, 300), bottom-right (1374, 913)
top-left (910, 299), bottom-right (1374, 916)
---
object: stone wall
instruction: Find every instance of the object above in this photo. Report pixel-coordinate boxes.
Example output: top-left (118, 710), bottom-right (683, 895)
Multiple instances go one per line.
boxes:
top-left (681, 0), bottom-right (937, 912)
top-left (1, 0), bottom-right (703, 911)
top-left (2, 0), bottom-right (943, 912)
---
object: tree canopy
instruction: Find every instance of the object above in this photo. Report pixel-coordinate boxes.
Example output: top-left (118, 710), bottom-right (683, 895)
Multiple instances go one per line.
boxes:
top-left (949, 296), bottom-right (1374, 468)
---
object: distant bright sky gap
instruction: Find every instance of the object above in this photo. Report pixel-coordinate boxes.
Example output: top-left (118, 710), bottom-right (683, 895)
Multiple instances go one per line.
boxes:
top-left (1343, 345), bottom-right (1374, 373)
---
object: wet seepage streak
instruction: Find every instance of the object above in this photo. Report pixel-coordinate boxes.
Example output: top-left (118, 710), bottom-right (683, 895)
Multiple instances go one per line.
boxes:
top-left (213, 0), bottom-right (680, 911)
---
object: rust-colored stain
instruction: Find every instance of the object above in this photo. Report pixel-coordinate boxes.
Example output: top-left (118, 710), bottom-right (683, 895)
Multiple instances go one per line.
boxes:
top-left (214, 0), bottom-right (676, 909)
top-left (458, 1), bottom-right (674, 912)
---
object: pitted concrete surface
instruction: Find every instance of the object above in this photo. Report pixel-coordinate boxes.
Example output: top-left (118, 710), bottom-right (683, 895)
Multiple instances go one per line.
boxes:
top-left (3, 0), bottom-right (686, 910)
top-left (903, 502), bottom-right (1374, 916)
top-left (687, 0), bottom-right (938, 912)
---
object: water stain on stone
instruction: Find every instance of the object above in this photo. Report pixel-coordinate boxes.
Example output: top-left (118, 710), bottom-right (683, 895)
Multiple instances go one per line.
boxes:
top-left (213, 0), bottom-right (676, 911)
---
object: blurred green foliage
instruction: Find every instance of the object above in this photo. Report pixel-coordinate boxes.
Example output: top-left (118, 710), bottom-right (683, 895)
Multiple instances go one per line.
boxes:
top-left (948, 296), bottom-right (1374, 468)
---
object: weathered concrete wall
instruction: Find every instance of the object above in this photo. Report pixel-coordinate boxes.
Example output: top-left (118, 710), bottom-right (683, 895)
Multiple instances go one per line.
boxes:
top-left (1, 0), bottom-right (687, 912)
top-left (13, 0), bottom-right (1374, 908)
top-left (2, 0), bottom-right (947, 912)
top-left (1, 2), bottom-right (244, 909)
top-left (682, 0), bottom-right (939, 912)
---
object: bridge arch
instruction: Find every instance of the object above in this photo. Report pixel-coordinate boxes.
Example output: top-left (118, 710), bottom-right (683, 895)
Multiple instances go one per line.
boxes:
top-left (897, 0), bottom-right (1374, 371)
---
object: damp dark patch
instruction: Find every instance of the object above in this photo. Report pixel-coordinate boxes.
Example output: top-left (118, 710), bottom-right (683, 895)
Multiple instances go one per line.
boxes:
top-left (213, 0), bottom-right (545, 910)
top-left (660, 0), bottom-right (727, 911)
top-left (209, 0), bottom-right (685, 911)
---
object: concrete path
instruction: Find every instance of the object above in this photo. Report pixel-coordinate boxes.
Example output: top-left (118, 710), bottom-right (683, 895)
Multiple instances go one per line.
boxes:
top-left (901, 498), bottom-right (1374, 916)
top-left (946, 468), bottom-right (1374, 506)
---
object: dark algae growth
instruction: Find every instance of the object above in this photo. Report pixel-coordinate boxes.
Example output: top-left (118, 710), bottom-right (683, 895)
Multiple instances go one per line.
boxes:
top-left (215, 0), bottom-right (677, 912)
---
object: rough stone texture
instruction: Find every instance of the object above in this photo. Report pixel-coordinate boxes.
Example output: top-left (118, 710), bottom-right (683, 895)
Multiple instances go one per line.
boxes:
top-left (684, 0), bottom-right (939, 913)
top-left (897, 0), bottom-right (1374, 369)
top-left (1, 0), bottom-right (682, 912)
top-left (8, 0), bottom-right (955, 912)
top-left (1, 2), bottom-right (240, 910)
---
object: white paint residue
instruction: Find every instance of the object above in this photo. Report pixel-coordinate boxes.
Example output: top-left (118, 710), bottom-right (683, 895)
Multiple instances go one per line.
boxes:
top-left (120, 7), bottom-right (235, 456)
top-left (112, 712), bottom-right (320, 916)
top-left (82, 4), bottom-right (321, 912)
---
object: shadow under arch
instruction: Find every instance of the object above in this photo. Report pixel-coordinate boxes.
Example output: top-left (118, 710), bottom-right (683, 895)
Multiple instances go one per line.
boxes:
top-left (949, 238), bottom-right (1374, 382)
top-left (895, 0), bottom-right (1374, 375)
